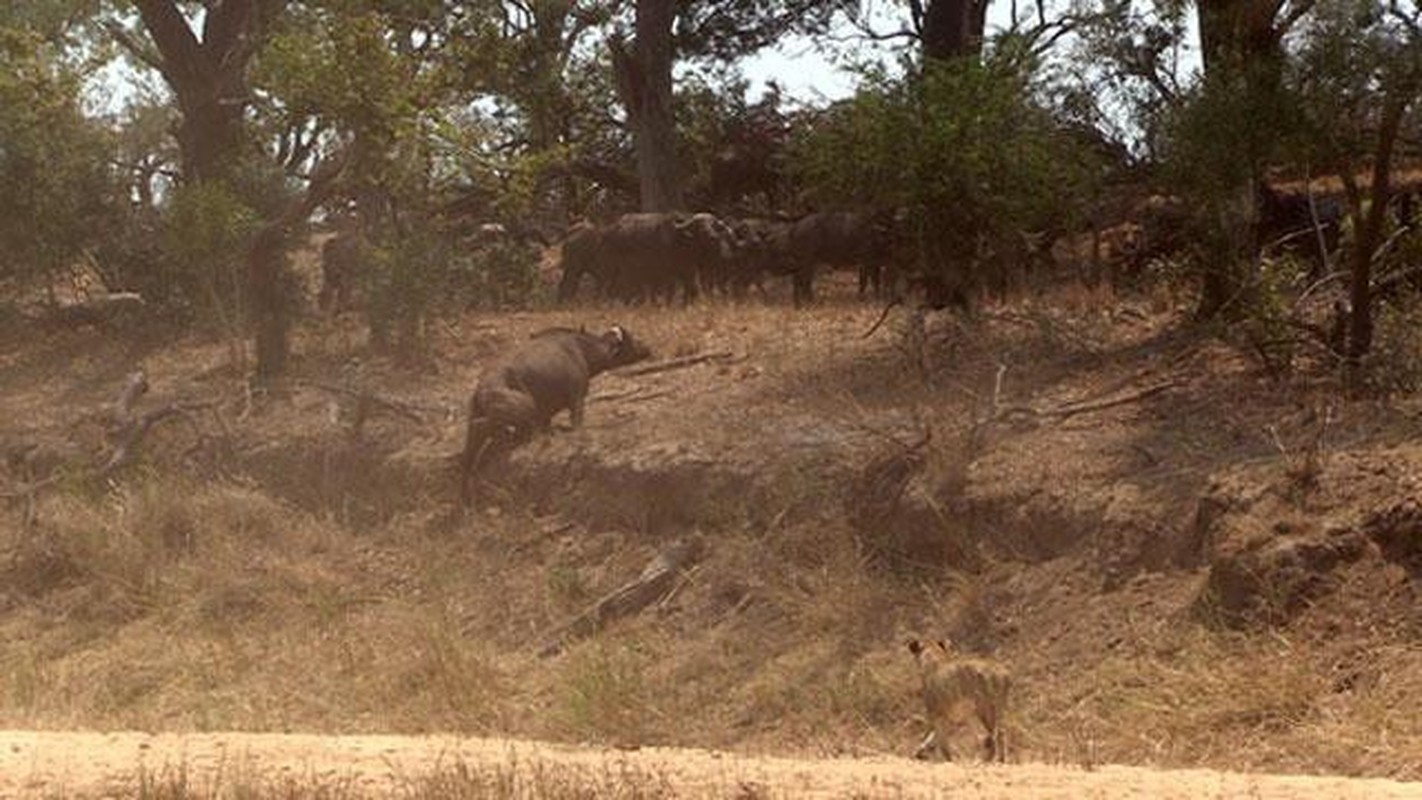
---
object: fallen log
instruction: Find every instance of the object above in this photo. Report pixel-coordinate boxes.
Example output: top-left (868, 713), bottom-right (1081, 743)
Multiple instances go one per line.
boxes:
top-left (37, 292), bottom-right (146, 328)
top-left (539, 539), bottom-right (703, 658)
top-left (99, 400), bottom-right (218, 476)
top-left (997, 380), bottom-right (1182, 423)
top-left (617, 352), bottom-right (735, 377)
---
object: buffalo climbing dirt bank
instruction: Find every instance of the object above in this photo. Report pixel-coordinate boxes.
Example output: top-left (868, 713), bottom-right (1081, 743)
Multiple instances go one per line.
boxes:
top-left (1, 730), bottom-right (1420, 798)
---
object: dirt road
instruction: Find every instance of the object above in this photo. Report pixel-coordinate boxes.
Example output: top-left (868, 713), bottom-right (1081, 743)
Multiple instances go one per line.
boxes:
top-left (2, 730), bottom-right (1420, 798)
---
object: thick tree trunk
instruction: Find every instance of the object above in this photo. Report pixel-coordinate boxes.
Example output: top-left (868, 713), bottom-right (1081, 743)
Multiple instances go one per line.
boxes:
top-left (610, 0), bottom-right (684, 212)
top-left (1192, 0), bottom-right (1285, 319)
top-left (1195, 180), bottom-right (1259, 319)
top-left (1196, 0), bottom-right (1285, 73)
top-left (248, 226), bottom-right (291, 380)
top-left (132, 0), bottom-right (343, 381)
top-left (1346, 93), bottom-right (1408, 366)
top-left (920, 0), bottom-right (988, 61)
top-left (527, 2), bottom-right (572, 152)
top-left (248, 152), bottom-right (348, 380)
top-left (133, 0), bottom-right (268, 183)
top-left (173, 85), bottom-right (247, 184)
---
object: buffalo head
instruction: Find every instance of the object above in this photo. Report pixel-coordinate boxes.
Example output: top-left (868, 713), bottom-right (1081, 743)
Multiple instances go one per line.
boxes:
top-left (602, 324), bottom-right (653, 367)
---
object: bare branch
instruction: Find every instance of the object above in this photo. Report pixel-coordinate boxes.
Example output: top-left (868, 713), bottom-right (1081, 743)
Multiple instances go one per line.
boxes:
top-left (1277, 0), bottom-right (1320, 35)
top-left (615, 351), bottom-right (736, 377)
top-left (100, 400), bottom-right (219, 477)
top-left (907, 0), bottom-right (926, 33)
top-left (132, 0), bottom-right (204, 87)
top-left (102, 19), bottom-right (165, 73)
top-left (113, 369), bottom-right (150, 427)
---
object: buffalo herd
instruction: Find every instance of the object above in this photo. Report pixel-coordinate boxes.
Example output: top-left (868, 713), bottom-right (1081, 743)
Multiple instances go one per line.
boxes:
top-left (555, 210), bottom-right (898, 307)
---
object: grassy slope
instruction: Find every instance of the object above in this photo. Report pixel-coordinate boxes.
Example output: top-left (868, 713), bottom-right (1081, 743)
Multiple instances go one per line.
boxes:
top-left (1, 283), bottom-right (1420, 780)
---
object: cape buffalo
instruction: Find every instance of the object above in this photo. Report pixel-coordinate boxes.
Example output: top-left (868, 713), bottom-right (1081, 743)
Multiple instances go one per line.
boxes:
top-left (458, 325), bottom-right (652, 504)
top-left (782, 211), bottom-right (897, 306)
top-left (555, 221), bottom-right (603, 302)
top-left (556, 212), bottom-right (739, 305)
top-left (722, 217), bottom-right (791, 298)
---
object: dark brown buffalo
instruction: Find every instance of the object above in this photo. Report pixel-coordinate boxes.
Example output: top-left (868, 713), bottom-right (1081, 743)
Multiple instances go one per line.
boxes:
top-left (781, 211), bottom-right (895, 306)
top-left (458, 325), bottom-right (651, 504)
top-left (556, 212), bottom-right (739, 305)
top-left (555, 221), bottom-right (603, 302)
top-left (719, 217), bottom-right (791, 297)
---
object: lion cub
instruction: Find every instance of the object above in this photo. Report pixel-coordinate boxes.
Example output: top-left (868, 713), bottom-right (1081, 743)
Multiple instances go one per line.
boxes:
top-left (906, 638), bottom-right (1011, 763)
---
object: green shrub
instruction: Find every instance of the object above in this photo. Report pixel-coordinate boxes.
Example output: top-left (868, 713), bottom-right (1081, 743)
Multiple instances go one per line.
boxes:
top-left (791, 56), bottom-right (1101, 302)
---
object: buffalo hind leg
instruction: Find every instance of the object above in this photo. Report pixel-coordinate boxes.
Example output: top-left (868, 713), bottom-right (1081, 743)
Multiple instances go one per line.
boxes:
top-left (459, 416), bottom-right (495, 506)
top-left (792, 266), bottom-right (815, 308)
top-left (858, 263), bottom-right (881, 298)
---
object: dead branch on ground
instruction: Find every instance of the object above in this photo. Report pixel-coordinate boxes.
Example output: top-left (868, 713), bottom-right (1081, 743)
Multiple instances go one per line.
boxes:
top-left (998, 379), bottom-right (1181, 422)
top-left (590, 387), bottom-right (675, 405)
top-left (617, 351), bottom-right (736, 377)
top-left (861, 298), bottom-right (904, 339)
top-left (34, 292), bottom-right (146, 329)
top-left (297, 380), bottom-right (436, 423)
top-left (539, 539), bottom-right (703, 658)
top-left (298, 380), bottom-right (444, 439)
top-left (113, 369), bottom-right (150, 426)
top-left (2, 373), bottom-right (229, 504)
top-left (100, 400), bottom-right (219, 476)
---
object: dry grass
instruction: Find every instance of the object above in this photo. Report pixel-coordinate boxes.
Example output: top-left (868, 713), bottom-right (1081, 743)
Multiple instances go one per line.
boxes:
top-left (120, 757), bottom-right (677, 799)
top-left (3, 283), bottom-right (1422, 783)
top-left (1016, 624), bottom-right (1422, 778)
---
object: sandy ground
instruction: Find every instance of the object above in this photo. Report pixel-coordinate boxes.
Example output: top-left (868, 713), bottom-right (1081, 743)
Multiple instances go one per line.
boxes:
top-left (3, 730), bottom-right (1421, 799)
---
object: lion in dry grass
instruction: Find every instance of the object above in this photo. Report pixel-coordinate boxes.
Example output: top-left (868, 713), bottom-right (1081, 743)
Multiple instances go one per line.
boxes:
top-left (906, 638), bottom-right (1011, 763)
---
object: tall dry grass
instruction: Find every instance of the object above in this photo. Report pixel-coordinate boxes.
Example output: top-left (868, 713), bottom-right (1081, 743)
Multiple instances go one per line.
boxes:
top-left (2, 293), bottom-right (1421, 782)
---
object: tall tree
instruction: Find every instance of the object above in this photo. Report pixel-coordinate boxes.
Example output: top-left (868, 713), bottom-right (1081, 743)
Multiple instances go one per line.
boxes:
top-left (120, 0), bottom-right (285, 183)
top-left (913, 0), bottom-right (988, 61)
top-left (1189, 0), bottom-right (1314, 317)
top-left (1291, 0), bottom-right (1422, 368)
top-left (609, 0), bottom-right (680, 210)
top-left (111, 0), bottom-right (350, 378)
top-left (608, 0), bottom-right (852, 212)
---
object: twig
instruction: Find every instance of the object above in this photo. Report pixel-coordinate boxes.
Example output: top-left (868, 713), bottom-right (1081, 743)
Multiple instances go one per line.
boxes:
top-left (1295, 268), bottom-right (1350, 308)
top-left (99, 401), bottom-right (218, 476)
top-left (997, 380), bottom-right (1182, 423)
top-left (861, 298), bottom-right (904, 339)
top-left (238, 379), bottom-right (255, 423)
top-left (296, 380), bottom-right (429, 423)
top-left (589, 387), bottom-right (646, 403)
top-left (1047, 380), bottom-right (1182, 420)
top-left (606, 389), bottom-right (674, 405)
top-left (991, 363), bottom-right (1007, 418)
top-left (113, 369), bottom-right (150, 426)
top-left (1304, 164), bottom-right (1334, 277)
top-left (0, 474), bottom-right (62, 500)
top-left (617, 351), bottom-right (735, 377)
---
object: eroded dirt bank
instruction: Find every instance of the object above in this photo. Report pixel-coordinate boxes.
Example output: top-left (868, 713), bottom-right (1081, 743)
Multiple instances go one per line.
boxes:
top-left (3, 298), bottom-right (1421, 779)
top-left (4, 729), bottom-right (1422, 799)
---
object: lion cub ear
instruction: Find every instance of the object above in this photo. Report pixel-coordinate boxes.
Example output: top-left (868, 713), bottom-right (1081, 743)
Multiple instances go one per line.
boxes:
top-left (906, 639), bottom-right (925, 656)
top-left (935, 639), bottom-right (952, 652)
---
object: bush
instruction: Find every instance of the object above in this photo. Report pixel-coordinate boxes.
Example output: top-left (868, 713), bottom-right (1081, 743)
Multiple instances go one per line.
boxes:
top-left (161, 182), bottom-right (261, 334)
top-left (363, 220), bottom-right (542, 351)
top-left (0, 28), bottom-right (117, 293)
top-left (791, 56), bottom-right (1101, 302)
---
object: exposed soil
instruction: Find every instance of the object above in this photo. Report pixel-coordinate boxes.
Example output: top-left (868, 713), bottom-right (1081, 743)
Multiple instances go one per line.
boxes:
top-left (3, 278), bottom-right (1422, 788)
top-left (4, 729), bottom-right (1421, 798)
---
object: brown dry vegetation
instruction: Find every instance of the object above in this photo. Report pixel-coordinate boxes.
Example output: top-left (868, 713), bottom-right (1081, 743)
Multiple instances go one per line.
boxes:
top-left (2, 275), bottom-right (1422, 795)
